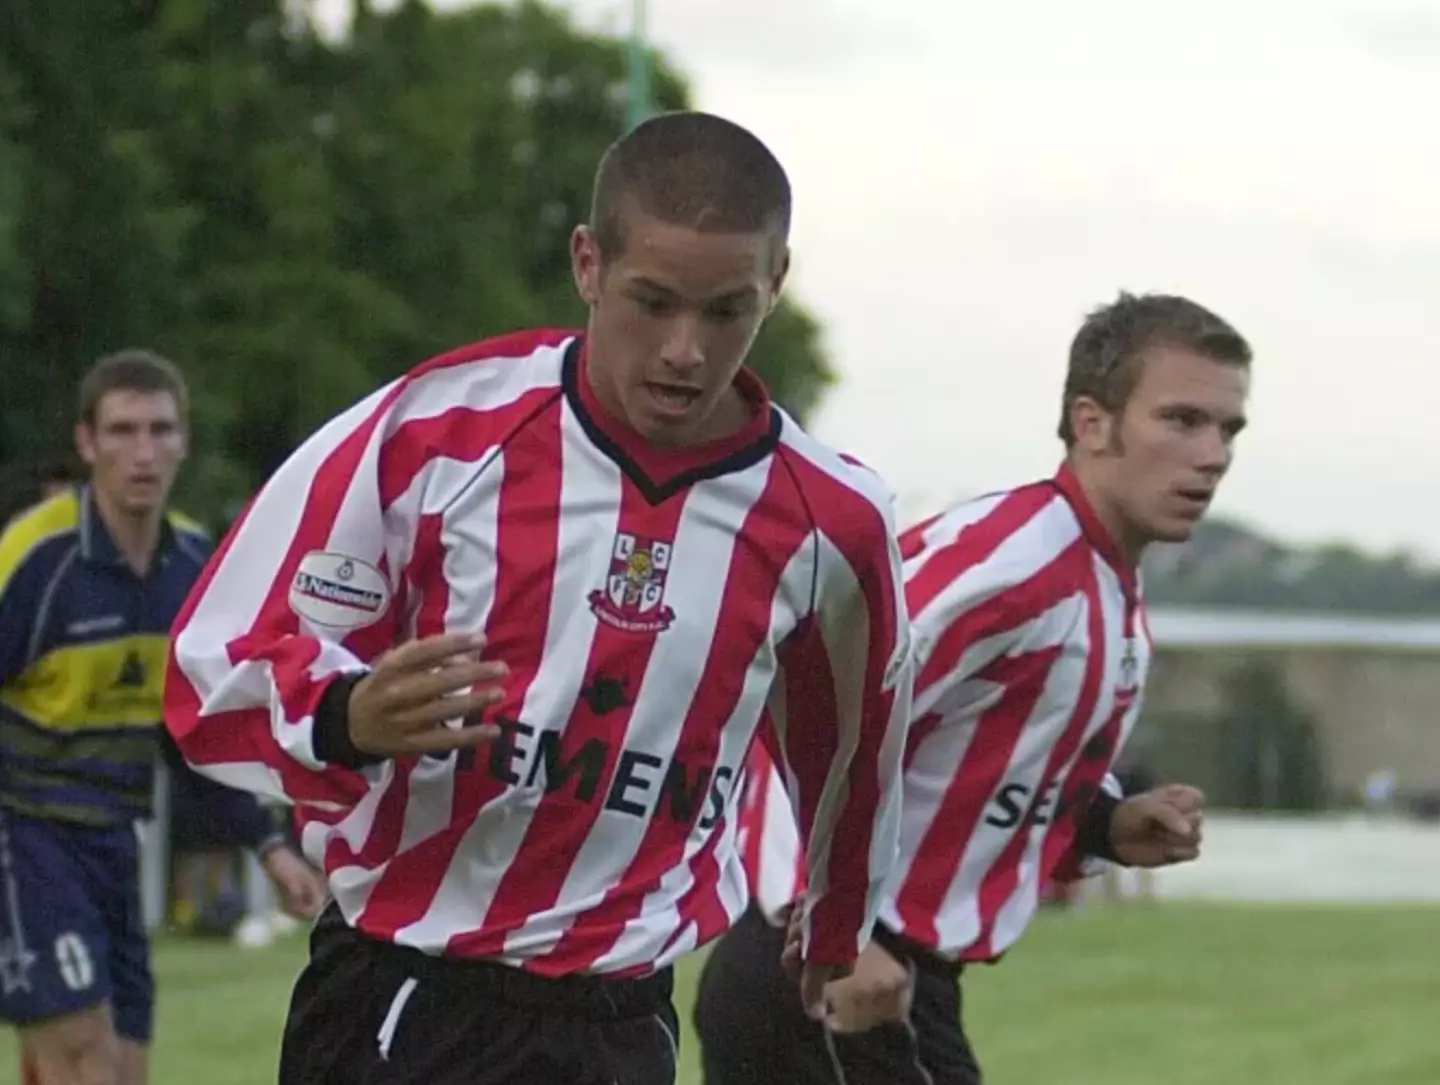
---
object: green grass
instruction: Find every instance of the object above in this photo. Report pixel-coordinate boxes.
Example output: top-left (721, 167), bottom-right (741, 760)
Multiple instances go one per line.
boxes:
top-left (4, 904), bottom-right (1436, 1083)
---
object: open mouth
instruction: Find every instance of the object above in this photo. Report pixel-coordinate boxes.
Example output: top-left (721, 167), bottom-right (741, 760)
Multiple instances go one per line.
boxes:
top-left (1175, 487), bottom-right (1213, 511)
top-left (643, 382), bottom-right (701, 414)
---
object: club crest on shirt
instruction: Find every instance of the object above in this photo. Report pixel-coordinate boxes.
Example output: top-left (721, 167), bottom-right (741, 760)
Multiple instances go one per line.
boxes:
top-left (588, 532), bottom-right (676, 634)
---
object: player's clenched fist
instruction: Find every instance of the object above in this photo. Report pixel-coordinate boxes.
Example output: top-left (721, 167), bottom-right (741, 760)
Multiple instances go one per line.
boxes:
top-left (346, 633), bottom-right (509, 757)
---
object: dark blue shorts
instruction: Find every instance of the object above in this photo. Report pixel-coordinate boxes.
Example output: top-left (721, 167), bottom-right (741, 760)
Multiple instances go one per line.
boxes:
top-left (0, 809), bottom-right (154, 1042)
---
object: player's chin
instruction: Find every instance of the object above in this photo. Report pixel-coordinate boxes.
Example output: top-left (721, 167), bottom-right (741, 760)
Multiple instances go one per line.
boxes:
top-left (627, 398), bottom-right (708, 446)
top-left (1146, 516), bottom-right (1200, 546)
top-left (121, 493), bottom-right (164, 517)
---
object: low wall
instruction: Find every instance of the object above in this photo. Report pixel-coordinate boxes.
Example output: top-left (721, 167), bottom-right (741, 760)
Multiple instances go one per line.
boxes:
top-left (1143, 813), bottom-right (1440, 903)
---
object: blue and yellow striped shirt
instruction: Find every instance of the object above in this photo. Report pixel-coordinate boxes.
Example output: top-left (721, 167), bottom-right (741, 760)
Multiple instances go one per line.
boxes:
top-left (0, 487), bottom-right (211, 826)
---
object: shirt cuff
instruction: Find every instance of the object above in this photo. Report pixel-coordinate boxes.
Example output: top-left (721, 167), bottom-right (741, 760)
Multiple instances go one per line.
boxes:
top-left (310, 672), bottom-right (385, 769)
top-left (1075, 788), bottom-right (1125, 865)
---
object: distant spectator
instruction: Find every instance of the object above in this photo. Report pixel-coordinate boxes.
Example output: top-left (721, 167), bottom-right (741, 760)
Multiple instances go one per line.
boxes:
top-left (36, 456), bottom-right (82, 499)
top-left (0, 456), bottom-right (82, 525)
top-left (1362, 768), bottom-right (1398, 815)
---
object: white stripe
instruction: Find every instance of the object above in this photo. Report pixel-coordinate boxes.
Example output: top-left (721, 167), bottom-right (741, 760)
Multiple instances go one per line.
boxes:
top-left (376, 976), bottom-right (418, 1061)
top-left (754, 762), bottom-right (802, 919)
top-left (654, 1011), bottom-right (679, 1069)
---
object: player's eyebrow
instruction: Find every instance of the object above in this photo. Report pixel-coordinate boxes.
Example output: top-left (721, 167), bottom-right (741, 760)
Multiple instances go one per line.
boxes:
top-left (629, 277), bottom-right (759, 305)
top-left (628, 277), bottom-right (678, 297)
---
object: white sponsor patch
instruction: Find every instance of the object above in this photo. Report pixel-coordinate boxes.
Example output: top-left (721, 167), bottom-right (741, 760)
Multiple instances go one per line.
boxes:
top-left (288, 551), bottom-right (390, 630)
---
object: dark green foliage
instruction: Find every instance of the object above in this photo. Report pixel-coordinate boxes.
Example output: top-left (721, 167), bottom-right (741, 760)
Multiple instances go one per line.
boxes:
top-left (0, 1), bottom-right (832, 524)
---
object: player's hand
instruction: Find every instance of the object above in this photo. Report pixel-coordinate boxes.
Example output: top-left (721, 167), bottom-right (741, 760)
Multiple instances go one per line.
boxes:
top-left (347, 633), bottom-right (509, 757)
top-left (1110, 784), bottom-right (1205, 868)
top-left (822, 940), bottom-right (914, 1033)
top-left (778, 903), bottom-right (857, 1021)
top-left (261, 846), bottom-right (328, 918)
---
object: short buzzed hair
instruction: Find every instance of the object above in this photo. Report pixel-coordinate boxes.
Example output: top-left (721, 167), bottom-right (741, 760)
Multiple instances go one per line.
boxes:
top-left (589, 111), bottom-right (792, 260)
top-left (78, 348), bottom-right (189, 428)
top-left (1058, 292), bottom-right (1251, 446)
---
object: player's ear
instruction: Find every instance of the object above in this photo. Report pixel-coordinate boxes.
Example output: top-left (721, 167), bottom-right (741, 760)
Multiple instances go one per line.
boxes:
top-left (1069, 395), bottom-right (1113, 455)
top-left (571, 225), bottom-right (602, 306)
top-left (767, 243), bottom-right (790, 309)
top-left (74, 421), bottom-right (97, 467)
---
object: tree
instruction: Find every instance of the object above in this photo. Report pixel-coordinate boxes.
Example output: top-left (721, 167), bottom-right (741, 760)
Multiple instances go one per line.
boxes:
top-left (0, 0), bottom-right (834, 525)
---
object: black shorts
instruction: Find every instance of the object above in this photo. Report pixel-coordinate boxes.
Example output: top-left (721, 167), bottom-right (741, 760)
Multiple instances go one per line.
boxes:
top-left (280, 904), bottom-right (681, 1085)
top-left (693, 905), bottom-right (982, 1085)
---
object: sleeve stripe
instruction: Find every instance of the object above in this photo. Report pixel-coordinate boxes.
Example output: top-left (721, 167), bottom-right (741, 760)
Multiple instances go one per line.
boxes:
top-left (0, 493), bottom-right (78, 599)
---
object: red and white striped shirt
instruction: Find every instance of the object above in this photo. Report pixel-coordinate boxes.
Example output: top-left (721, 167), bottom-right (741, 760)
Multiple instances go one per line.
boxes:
top-left (740, 466), bottom-right (1152, 961)
top-left (163, 329), bottom-right (912, 976)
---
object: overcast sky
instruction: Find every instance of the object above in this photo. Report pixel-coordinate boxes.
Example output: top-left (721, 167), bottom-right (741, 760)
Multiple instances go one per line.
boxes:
top-left (315, 0), bottom-right (1440, 560)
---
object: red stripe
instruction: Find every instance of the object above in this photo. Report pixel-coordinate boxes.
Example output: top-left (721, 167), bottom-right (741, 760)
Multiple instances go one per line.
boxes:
top-left (448, 473), bottom-right (691, 961)
top-left (897, 513), bottom-right (941, 561)
top-left (966, 559), bottom-right (1106, 960)
top-left (740, 743), bottom-right (772, 889)
top-left (903, 484), bottom-right (1054, 617)
top-left (358, 400), bottom-right (566, 939)
top-left (774, 611), bottom-right (836, 873)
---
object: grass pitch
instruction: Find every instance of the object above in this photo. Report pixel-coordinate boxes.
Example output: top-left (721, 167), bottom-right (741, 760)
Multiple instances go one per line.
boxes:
top-left (3, 903), bottom-right (1435, 1083)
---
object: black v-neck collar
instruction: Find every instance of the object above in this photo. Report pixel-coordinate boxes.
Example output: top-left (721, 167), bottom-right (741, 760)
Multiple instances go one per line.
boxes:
top-left (561, 338), bottom-right (781, 505)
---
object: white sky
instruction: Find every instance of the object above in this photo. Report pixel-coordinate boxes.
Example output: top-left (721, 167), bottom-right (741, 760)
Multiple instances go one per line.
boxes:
top-left (315, 0), bottom-right (1440, 560)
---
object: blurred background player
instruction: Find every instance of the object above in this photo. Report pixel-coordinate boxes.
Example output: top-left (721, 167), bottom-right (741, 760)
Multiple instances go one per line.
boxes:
top-left (0, 459), bottom-right (81, 529)
top-left (0, 351), bottom-right (325, 1085)
top-left (694, 292), bottom-right (1252, 1084)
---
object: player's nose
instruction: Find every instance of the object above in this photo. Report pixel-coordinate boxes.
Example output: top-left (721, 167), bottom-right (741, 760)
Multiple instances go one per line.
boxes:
top-left (657, 315), bottom-right (704, 375)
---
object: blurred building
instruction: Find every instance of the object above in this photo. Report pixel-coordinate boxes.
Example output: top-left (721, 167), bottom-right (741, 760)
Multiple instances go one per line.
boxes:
top-left (1139, 607), bottom-right (1440, 809)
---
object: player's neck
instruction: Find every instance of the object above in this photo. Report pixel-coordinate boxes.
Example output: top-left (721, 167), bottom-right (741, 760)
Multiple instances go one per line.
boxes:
top-left (685, 385), bottom-right (752, 445)
top-left (1065, 459), bottom-right (1148, 571)
top-left (92, 485), bottom-right (164, 575)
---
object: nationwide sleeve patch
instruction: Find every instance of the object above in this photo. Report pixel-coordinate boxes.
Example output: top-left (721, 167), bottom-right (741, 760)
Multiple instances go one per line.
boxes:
top-left (288, 551), bottom-right (390, 630)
